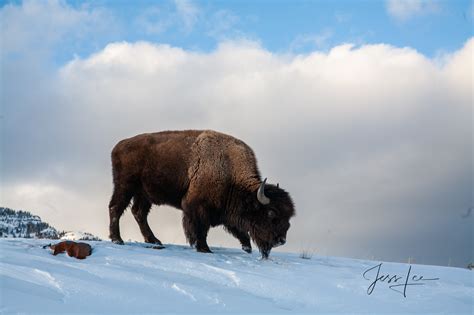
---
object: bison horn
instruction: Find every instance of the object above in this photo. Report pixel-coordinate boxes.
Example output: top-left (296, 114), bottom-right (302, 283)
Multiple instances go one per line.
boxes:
top-left (257, 178), bottom-right (270, 205)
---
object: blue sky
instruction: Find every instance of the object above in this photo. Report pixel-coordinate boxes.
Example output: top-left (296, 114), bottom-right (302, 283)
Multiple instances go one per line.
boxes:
top-left (70, 0), bottom-right (474, 53)
top-left (3, 0), bottom-right (473, 65)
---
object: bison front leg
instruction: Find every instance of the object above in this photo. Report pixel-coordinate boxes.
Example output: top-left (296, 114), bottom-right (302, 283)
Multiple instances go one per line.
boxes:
top-left (224, 225), bottom-right (252, 253)
top-left (182, 213), bottom-right (212, 253)
top-left (131, 193), bottom-right (162, 245)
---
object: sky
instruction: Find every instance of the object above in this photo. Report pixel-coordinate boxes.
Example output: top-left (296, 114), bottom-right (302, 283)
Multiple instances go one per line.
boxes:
top-left (1, 0), bottom-right (473, 268)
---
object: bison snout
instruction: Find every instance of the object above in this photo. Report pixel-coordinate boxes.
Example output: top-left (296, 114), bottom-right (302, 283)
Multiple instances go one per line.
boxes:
top-left (274, 237), bottom-right (286, 247)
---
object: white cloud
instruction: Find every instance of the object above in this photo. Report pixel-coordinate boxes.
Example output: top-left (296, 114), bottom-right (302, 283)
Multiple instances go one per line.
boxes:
top-left (174, 0), bottom-right (200, 32)
top-left (0, 0), bottom-right (112, 56)
top-left (135, 6), bottom-right (170, 35)
top-left (386, 0), bottom-right (440, 21)
top-left (134, 1), bottom-right (200, 35)
top-left (206, 9), bottom-right (240, 40)
top-left (289, 29), bottom-right (333, 51)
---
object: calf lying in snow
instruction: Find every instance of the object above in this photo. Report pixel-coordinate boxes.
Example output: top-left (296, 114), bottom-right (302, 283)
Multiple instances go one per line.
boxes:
top-left (44, 241), bottom-right (92, 259)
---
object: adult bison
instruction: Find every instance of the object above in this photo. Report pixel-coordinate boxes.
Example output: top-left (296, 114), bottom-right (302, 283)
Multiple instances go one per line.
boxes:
top-left (108, 130), bottom-right (295, 258)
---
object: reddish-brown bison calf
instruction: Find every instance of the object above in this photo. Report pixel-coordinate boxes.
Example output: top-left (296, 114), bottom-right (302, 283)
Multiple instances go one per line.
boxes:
top-left (47, 241), bottom-right (92, 259)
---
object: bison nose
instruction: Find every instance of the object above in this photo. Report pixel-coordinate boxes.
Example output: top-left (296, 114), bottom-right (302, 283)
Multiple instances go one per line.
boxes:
top-left (278, 237), bottom-right (286, 245)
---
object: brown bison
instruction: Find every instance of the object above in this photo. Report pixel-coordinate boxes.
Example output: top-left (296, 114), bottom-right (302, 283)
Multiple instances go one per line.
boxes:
top-left (108, 130), bottom-right (295, 258)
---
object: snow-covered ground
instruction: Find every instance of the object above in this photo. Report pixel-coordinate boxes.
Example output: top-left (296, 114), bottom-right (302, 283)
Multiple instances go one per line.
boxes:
top-left (0, 239), bottom-right (472, 314)
top-left (60, 231), bottom-right (101, 241)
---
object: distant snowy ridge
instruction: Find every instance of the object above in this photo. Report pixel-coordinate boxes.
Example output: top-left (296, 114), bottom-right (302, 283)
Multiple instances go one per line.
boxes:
top-left (0, 207), bottom-right (59, 239)
top-left (0, 207), bottom-right (101, 241)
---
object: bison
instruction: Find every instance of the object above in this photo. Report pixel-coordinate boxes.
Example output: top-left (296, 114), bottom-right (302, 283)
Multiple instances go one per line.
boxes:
top-left (108, 130), bottom-right (295, 258)
top-left (46, 241), bottom-right (92, 259)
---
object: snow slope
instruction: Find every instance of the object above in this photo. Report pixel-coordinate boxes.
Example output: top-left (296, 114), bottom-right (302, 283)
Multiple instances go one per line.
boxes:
top-left (0, 239), bottom-right (472, 314)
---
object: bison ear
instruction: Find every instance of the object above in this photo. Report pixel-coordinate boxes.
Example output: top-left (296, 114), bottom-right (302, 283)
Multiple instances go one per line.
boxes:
top-left (276, 183), bottom-right (279, 188)
top-left (268, 210), bottom-right (276, 218)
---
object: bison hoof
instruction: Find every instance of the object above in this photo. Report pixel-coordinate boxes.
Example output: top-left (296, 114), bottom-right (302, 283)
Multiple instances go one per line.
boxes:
top-left (111, 238), bottom-right (124, 245)
top-left (260, 250), bottom-right (270, 259)
top-left (145, 237), bottom-right (163, 246)
top-left (242, 245), bottom-right (252, 253)
top-left (196, 246), bottom-right (213, 253)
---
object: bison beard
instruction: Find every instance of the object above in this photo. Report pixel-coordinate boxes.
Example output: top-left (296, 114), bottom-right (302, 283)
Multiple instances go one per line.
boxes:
top-left (108, 130), bottom-right (295, 259)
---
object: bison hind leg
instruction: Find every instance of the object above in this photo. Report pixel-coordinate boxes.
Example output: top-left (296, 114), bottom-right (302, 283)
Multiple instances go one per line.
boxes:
top-left (182, 214), bottom-right (197, 247)
top-left (108, 185), bottom-right (134, 245)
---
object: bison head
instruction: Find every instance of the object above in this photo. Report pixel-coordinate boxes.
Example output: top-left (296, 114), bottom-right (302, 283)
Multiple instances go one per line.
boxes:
top-left (249, 178), bottom-right (295, 259)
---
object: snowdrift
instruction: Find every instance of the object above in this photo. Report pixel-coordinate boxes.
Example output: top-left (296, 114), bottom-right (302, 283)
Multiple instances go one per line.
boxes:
top-left (0, 239), bottom-right (472, 313)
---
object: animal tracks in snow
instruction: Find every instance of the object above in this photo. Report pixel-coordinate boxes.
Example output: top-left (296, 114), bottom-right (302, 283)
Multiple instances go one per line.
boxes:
top-left (201, 263), bottom-right (241, 286)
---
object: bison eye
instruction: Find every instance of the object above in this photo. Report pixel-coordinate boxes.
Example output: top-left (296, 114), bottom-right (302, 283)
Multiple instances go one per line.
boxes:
top-left (268, 210), bottom-right (276, 218)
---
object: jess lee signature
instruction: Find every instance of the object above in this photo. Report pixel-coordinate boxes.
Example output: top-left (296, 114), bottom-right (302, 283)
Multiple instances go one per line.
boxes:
top-left (363, 263), bottom-right (439, 297)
